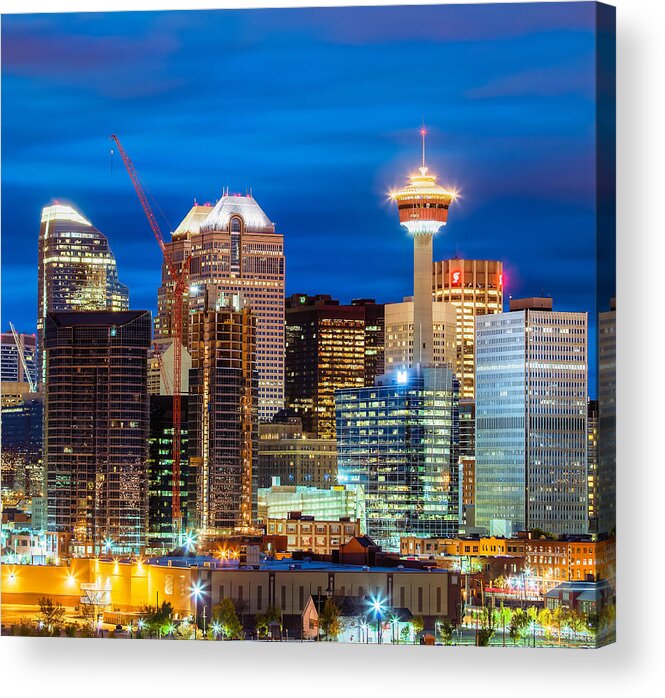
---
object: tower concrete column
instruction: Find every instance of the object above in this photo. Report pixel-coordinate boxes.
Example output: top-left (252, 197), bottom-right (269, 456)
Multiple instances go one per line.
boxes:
top-left (413, 234), bottom-right (434, 365)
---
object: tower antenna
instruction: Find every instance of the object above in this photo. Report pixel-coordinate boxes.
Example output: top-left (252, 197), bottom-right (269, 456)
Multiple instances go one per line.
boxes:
top-left (420, 122), bottom-right (428, 169)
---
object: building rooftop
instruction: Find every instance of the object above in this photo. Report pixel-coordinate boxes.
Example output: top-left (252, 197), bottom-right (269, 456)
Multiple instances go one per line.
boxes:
top-left (201, 193), bottom-right (274, 233)
top-left (509, 297), bottom-right (553, 312)
top-left (172, 204), bottom-right (214, 238)
top-left (41, 202), bottom-right (92, 227)
top-left (139, 555), bottom-right (448, 574)
top-left (47, 310), bottom-right (149, 327)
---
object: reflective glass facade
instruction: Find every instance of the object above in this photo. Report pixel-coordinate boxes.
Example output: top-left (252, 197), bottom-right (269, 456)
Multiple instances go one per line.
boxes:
top-left (257, 414), bottom-right (337, 490)
top-left (285, 295), bottom-right (384, 440)
top-left (598, 300), bottom-right (616, 535)
top-left (475, 304), bottom-right (588, 537)
top-left (44, 311), bottom-right (151, 554)
top-left (1, 331), bottom-right (37, 385)
top-left (1, 394), bottom-right (43, 497)
top-left (336, 366), bottom-right (459, 550)
top-left (37, 204), bottom-right (129, 384)
top-left (148, 395), bottom-right (190, 550)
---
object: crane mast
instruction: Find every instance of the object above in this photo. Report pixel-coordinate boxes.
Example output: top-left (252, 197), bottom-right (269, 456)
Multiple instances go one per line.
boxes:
top-left (111, 134), bottom-right (188, 546)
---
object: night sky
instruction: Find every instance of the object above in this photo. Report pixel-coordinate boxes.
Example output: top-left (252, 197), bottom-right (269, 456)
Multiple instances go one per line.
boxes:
top-left (1, 3), bottom-right (606, 392)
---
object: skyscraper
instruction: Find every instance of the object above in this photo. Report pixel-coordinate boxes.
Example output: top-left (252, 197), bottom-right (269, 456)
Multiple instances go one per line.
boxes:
top-left (257, 411), bottom-right (337, 491)
top-left (188, 291), bottom-right (258, 534)
top-left (475, 298), bottom-right (588, 537)
top-left (390, 128), bottom-right (456, 366)
top-left (1, 392), bottom-right (43, 497)
top-left (285, 294), bottom-right (383, 439)
top-left (353, 298), bottom-right (386, 386)
top-left (336, 366), bottom-right (459, 550)
top-left (597, 298), bottom-right (616, 535)
top-left (148, 395), bottom-right (189, 549)
top-left (432, 258), bottom-right (504, 398)
top-left (43, 310), bottom-right (151, 554)
top-left (37, 203), bottom-right (129, 384)
top-left (458, 399), bottom-right (476, 530)
top-left (587, 399), bottom-right (599, 534)
top-left (156, 195), bottom-right (285, 422)
top-left (1, 330), bottom-right (37, 386)
top-left (384, 297), bottom-right (456, 371)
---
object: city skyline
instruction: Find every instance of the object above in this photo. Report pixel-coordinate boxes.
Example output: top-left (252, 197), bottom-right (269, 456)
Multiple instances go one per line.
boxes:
top-left (0, 2), bottom-right (616, 651)
top-left (2, 4), bottom-right (607, 391)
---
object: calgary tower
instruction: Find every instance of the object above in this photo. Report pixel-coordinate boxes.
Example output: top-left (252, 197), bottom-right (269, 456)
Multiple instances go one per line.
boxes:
top-left (391, 126), bottom-right (456, 365)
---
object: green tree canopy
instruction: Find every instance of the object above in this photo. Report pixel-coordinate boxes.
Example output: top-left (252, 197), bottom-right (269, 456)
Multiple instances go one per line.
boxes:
top-left (509, 608), bottom-right (530, 645)
top-left (255, 605), bottom-right (282, 639)
top-left (319, 598), bottom-right (341, 641)
top-left (212, 598), bottom-right (244, 640)
top-left (139, 601), bottom-right (174, 637)
top-left (37, 596), bottom-right (66, 636)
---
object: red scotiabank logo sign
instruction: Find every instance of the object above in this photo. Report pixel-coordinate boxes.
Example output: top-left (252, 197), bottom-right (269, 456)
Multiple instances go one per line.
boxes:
top-left (451, 270), bottom-right (462, 286)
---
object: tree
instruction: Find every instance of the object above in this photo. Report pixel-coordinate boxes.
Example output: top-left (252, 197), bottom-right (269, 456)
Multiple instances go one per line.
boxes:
top-left (565, 609), bottom-right (585, 644)
top-left (550, 606), bottom-right (565, 646)
top-left (318, 597), bottom-right (341, 641)
top-left (529, 528), bottom-right (556, 540)
top-left (78, 624), bottom-right (96, 638)
top-left (509, 608), bottom-right (530, 645)
top-left (11, 618), bottom-right (36, 636)
top-left (255, 605), bottom-right (282, 639)
top-left (212, 598), bottom-right (243, 640)
top-left (139, 601), bottom-right (173, 638)
top-left (495, 603), bottom-right (512, 644)
top-left (37, 596), bottom-right (66, 636)
top-left (538, 608), bottom-right (553, 642)
top-left (476, 606), bottom-right (496, 646)
top-left (411, 615), bottom-right (424, 637)
top-left (437, 620), bottom-right (454, 645)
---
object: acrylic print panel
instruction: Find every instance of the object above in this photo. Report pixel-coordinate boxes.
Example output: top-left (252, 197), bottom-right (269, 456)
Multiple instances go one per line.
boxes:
top-left (0, 2), bottom-right (615, 648)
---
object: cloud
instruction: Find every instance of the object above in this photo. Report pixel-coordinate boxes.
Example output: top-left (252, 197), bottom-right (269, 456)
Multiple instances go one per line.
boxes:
top-left (466, 58), bottom-right (596, 99)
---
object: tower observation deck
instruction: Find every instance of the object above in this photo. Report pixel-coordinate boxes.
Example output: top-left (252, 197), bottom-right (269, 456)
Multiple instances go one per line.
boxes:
top-left (391, 127), bottom-right (456, 365)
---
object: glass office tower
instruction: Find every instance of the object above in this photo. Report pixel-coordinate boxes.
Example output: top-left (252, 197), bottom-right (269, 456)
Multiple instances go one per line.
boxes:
top-left (37, 203), bottom-right (129, 384)
top-left (188, 292), bottom-right (258, 534)
top-left (44, 310), bottom-right (151, 554)
top-left (475, 298), bottom-right (588, 537)
top-left (336, 366), bottom-right (459, 550)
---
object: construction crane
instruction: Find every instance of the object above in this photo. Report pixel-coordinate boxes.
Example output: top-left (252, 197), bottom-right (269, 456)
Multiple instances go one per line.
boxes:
top-left (110, 134), bottom-right (189, 546)
top-left (9, 322), bottom-right (37, 392)
top-left (153, 344), bottom-right (173, 396)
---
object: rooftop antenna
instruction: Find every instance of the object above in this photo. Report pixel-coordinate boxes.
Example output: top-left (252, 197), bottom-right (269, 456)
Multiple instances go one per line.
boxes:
top-left (420, 121), bottom-right (428, 170)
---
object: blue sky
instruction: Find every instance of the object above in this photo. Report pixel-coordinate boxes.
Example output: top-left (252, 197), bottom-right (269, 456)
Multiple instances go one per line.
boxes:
top-left (1, 3), bottom-right (610, 392)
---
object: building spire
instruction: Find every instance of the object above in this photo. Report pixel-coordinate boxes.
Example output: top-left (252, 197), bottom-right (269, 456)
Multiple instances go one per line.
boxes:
top-left (420, 122), bottom-right (428, 170)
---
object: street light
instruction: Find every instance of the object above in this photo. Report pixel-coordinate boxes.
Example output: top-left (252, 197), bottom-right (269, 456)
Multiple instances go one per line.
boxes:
top-left (211, 621), bottom-right (221, 640)
top-left (190, 580), bottom-right (206, 639)
top-left (183, 530), bottom-right (198, 553)
top-left (369, 594), bottom-right (386, 645)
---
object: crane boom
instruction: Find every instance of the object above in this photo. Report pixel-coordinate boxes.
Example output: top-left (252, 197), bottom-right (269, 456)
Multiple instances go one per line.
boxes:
top-left (110, 135), bottom-right (178, 279)
top-left (111, 134), bottom-right (187, 546)
top-left (9, 322), bottom-right (36, 392)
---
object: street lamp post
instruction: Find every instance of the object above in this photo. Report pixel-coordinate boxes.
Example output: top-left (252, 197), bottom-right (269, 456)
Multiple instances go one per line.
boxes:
top-left (370, 595), bottom-right (386, 645)
top-left (190, 579), bottom-right (205, 640)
